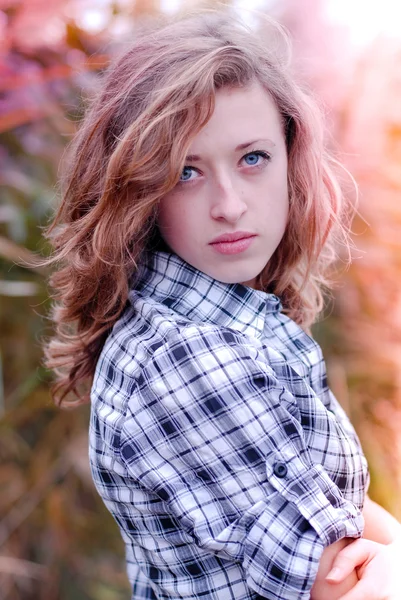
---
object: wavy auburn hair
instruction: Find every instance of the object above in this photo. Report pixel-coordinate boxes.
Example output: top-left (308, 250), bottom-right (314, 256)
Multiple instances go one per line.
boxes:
top-left (44, 9), bottom-right (354, 407)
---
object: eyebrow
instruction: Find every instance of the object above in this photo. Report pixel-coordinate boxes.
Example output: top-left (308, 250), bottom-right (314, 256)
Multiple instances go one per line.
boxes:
top-left (185, 139), bottom-right (276, 163)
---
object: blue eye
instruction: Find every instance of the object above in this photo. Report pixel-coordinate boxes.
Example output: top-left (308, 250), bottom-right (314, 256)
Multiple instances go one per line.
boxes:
top-left (244, 153), bottom-right (260, 165)
top-left (180, 166), bottom-right (197, 182)
top-left (243, 151), bottom-right (270, 166)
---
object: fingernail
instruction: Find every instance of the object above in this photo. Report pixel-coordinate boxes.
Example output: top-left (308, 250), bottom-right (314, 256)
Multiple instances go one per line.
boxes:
top-left (326, 567), bottom-right (342, 581)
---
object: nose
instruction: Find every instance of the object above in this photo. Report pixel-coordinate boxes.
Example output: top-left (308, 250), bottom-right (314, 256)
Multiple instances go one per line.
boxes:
top-left (210, 176), bottom-right (247, 223)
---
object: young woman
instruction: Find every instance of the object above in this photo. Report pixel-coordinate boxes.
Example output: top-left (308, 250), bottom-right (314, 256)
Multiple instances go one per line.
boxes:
top-left (44, 9), bottom-right (401, 600)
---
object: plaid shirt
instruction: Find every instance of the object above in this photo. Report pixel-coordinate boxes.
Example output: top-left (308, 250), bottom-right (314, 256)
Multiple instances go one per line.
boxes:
top-left (89, 250), bottom-right (369, 600)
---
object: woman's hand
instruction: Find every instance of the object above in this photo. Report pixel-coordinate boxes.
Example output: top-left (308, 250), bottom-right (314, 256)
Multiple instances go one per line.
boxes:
top-left (326, 537), bottom-right (401, 600)
top-left (310, 538), bottom-right (358, 600)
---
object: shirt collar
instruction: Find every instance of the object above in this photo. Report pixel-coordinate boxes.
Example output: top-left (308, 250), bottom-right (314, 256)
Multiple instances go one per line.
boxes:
top-left (131, 250), bottom-right (282, 339)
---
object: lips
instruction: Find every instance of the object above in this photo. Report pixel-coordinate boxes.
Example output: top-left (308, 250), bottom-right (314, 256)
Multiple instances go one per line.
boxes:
top-left (209, 231), bottom-right (255, 244)
top-left (209, 232), bottom-right (257, 255)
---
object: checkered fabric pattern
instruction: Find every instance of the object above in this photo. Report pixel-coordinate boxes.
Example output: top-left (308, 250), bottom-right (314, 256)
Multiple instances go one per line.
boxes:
top-left (89, 250), bottom-right (369, 600)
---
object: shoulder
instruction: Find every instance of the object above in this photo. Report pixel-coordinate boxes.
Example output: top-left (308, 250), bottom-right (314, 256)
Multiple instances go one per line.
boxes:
top-left (92, 293), bottom-right (295, 409)
top-left (113, 291), bottom-right (280, 373)
top-left (145, 316), bottom-right (271, 369)
top-left (133, 319), bottom-right (296, 411)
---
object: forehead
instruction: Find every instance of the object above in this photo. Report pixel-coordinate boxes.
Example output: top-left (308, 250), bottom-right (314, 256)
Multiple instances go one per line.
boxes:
top-left (187, 82), bottom-right (284, 154)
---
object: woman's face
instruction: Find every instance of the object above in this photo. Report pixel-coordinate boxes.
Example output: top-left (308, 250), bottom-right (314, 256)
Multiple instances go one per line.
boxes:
top-left (157, 81), bottom-right (289, 288)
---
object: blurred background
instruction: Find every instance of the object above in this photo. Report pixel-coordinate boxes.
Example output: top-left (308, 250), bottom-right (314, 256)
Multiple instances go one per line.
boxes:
top-left (1, 0), bottom-right (401, 598)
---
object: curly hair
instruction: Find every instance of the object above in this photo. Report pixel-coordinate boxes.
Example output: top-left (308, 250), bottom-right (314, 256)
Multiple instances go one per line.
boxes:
top-left (43, 9), bottom-right (354, 407)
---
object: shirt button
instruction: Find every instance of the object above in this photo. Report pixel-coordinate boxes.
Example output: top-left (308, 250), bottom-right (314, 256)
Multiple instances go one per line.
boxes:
top-left (273, 462), bottom-right (288, 478)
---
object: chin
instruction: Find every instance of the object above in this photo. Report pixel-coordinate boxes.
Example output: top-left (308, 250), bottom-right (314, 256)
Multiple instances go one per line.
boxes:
top-left (213, 268), bottom-right (262, 287)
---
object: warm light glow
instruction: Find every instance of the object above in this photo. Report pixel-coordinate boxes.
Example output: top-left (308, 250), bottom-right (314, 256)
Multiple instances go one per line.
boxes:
top-left (160, 0), bottom-right (180, 14)
top-left (160, 0), bottom-right (273, 21)
top-left (326, 0), bottom-right (401, 47)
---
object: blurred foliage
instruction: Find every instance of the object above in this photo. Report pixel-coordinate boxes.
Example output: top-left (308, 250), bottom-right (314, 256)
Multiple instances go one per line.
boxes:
top-left (0, 1), bottom-right (152, 598)
top-left (0, 0), bottom-right (400, 598)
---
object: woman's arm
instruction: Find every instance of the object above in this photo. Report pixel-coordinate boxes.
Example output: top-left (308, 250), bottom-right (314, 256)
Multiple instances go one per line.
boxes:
top-left (318, 500), bottom-right (401, 600)
top-left (362, 495), bottom-right (401, 544)
top-left (325, 537), bottom-right (401, 600)
top-left (311, 538), bottom-right (358, 600)
top-left (312, 496), bottom-right (401, 599)
top-left (118, 327), bottom-right (366, 600)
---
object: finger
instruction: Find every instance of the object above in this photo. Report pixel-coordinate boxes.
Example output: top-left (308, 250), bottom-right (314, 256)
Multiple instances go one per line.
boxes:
top-left (338, 579), bottom-right (377, 600)
top-left (326, 539), bottom-right (377, 582)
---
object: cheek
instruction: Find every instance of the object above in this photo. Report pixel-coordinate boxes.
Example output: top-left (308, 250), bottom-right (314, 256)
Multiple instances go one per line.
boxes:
top-left (158, 196), bottom-right (178, 232)
top-left (272, 164), bottom-right (289, 215)
top-left (157, 196), bottom-right (194, 244)
top-left (259, 174), bottom-right (288, 215)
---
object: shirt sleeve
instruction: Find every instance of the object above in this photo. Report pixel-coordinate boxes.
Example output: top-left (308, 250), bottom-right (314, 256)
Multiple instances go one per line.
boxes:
top-left (326, 390), bottom-right (371, 499)
top-left (119, 324), bottom-right (364, 600)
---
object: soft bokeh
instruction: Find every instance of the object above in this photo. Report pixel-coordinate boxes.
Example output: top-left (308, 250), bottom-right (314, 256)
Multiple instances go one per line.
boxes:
top-left (1, 0), bottom-right (400, 598)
